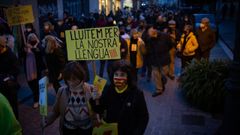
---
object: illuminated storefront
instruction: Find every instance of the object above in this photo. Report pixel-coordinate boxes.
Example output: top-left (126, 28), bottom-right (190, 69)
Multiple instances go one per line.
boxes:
top-left (99, 0), bottom-right (121, 15)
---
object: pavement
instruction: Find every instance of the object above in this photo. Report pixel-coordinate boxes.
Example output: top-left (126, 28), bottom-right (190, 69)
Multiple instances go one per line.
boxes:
top-left (16, 21), bottom-right (233, 135)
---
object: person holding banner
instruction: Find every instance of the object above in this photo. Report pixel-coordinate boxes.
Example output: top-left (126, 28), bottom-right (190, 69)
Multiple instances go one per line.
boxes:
top-left (43, 35), bottom-right (66, 93)
top-left (42, 62), bottom-right (100, 135)
top-left (94, 60), bottom-right (149, 135)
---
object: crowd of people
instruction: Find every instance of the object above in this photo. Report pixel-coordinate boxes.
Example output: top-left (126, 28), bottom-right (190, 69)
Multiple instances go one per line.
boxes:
top-left (0, 4), bottom-right (216, 135)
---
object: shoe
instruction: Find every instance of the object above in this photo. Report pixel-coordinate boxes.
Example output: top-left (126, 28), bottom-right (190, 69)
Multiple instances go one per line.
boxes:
top-left (33, 102), bottom-right (39, 109)
top-left (152, 91), bottom-right (162, 97)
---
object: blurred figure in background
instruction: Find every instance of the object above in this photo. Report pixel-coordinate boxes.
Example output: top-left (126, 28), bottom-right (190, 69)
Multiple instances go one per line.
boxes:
top-left (43, 62), bottom-right (100, 135)
top-left (0, 23), bottom-right (20, 118)
top-left (196, 17), bottom-right (216, 60)
top-left (43, 35), bottom-right (66, 93)
top-left (129, 29), bottom-right (146, 81)
top-left (165, 20), bottom-right (181, 80)
top-left (24, 33), bottom-right (45, 108)
top-left (177, 25), bottom-right (198, 69)
top-left (148, 26), bottom-right (173, 97)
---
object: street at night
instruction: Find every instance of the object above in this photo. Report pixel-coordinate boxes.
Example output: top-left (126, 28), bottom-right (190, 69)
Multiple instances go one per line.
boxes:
top-left (0, 0), bottom-right (239, 135)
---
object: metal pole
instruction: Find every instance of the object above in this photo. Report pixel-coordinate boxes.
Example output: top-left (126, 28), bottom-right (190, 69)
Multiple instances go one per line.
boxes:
top-left (92, 61), bottom-right (97, 77)
top-left (41, 116), bottom-right (45, 135)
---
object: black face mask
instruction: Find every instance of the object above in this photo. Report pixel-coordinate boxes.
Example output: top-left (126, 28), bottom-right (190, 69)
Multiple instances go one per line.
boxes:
top-left (30, 40), bottom-right (37, 46)
top-left (139, 26), bottom-right (144, 30)
top-left (120, 31), bottom-right (125, 35)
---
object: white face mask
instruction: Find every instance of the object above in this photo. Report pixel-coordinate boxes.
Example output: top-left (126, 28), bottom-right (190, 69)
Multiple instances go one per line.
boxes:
top-left (44, 25), bottom-right (49, 30)
top-left (200, 23), bottom-right (205, 28)
top-left (27, 28), bottom-right (32, 32)
top-left (68, 80), bottom-right (83, 91)
top-left (113, 70), bottom-right (128, 89)
top-left (71, 25), bottom-right (78, 30)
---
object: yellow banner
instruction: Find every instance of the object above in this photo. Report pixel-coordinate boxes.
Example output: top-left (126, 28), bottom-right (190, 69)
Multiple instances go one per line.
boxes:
top-left (92, 122), bottom-right (118, 135)
top-left (39, 76), bottom-right (48, 116)
top-left (93, 75), bottom-right (107, 94)
top-left (6, 5), bottom-right (34, 26)
top-left (65, 26), bottom-right (121, 60)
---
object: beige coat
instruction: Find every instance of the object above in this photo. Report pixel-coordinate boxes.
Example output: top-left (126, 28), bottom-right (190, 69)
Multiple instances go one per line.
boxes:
top-left (126, 37), bottom-right (146, 68)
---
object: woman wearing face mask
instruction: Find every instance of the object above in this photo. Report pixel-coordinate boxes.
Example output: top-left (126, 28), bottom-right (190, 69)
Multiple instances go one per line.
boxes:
top-left (25, 23), bottom-right (35, 38)
top-left (177, 25), bottom-right (199, 69)
top-left (94, 60), bottom-right (149, 135)
top-left (0, 23), bottom-right (20, 118)
top-left (128, 29), bottom-right (146, 81)
top-left (43, 21), bottom-right (58, 37)
top-left (24, 33), bottom-right (45, 108)
top-left (43, 62), bottom-right (100, 135)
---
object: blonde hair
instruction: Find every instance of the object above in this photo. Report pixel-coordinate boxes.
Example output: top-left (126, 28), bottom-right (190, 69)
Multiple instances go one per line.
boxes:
top-left (44, 35), bottom-right (58, 54)
top-left (130, 29), bottom-right (139, 36)
top-left (44, 21), bottom-right (54, 31)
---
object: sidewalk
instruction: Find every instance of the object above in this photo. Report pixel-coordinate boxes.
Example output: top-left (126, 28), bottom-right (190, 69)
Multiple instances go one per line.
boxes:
top-left (17, 36), bottom-right (231, 135)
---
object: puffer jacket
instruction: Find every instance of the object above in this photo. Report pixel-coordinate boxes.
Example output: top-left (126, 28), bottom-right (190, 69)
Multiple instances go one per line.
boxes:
top-left (177, 32), bottom-right (199, 56)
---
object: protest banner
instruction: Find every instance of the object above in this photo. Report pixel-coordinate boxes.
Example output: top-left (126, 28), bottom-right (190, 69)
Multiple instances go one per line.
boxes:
top-left (39, 76), bottom-right (48, 116)
top-left (65, 26), bottom-right (121, 60)
top-left (92, 122), bottom-right (118, 135)
top-left (6, 5), bottom-right (34, 26)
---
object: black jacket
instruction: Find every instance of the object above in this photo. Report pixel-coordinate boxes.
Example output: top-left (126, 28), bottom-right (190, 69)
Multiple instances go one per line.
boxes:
top-left (45, 48), bottom-right (66, 83)
top-left (95, 85), bottom-right (149, 135)
top-left (196, 28), bottom-right (216, 52)
top-left (0, 47), bottom-right (19, 92)
top-left (0, 47), bottom-right (19, 79)
top-left (148, 32), bottom-right (173, 67)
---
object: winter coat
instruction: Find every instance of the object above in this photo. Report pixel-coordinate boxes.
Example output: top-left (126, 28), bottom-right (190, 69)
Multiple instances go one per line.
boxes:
top-left (126, 38), bottom-right (146, 68)
top-left (148, 32), bottom-right (173, 67)
top-left (196, 28), bottom-right (216, 52)
top-left (0, 47), bottom-right (19, 78)
top-left (0, 47), bottom-right (19, 91)
top-left (177, 32), bottom-right (199, 56)
top-left (95, 85), bottom-right (149, 135)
